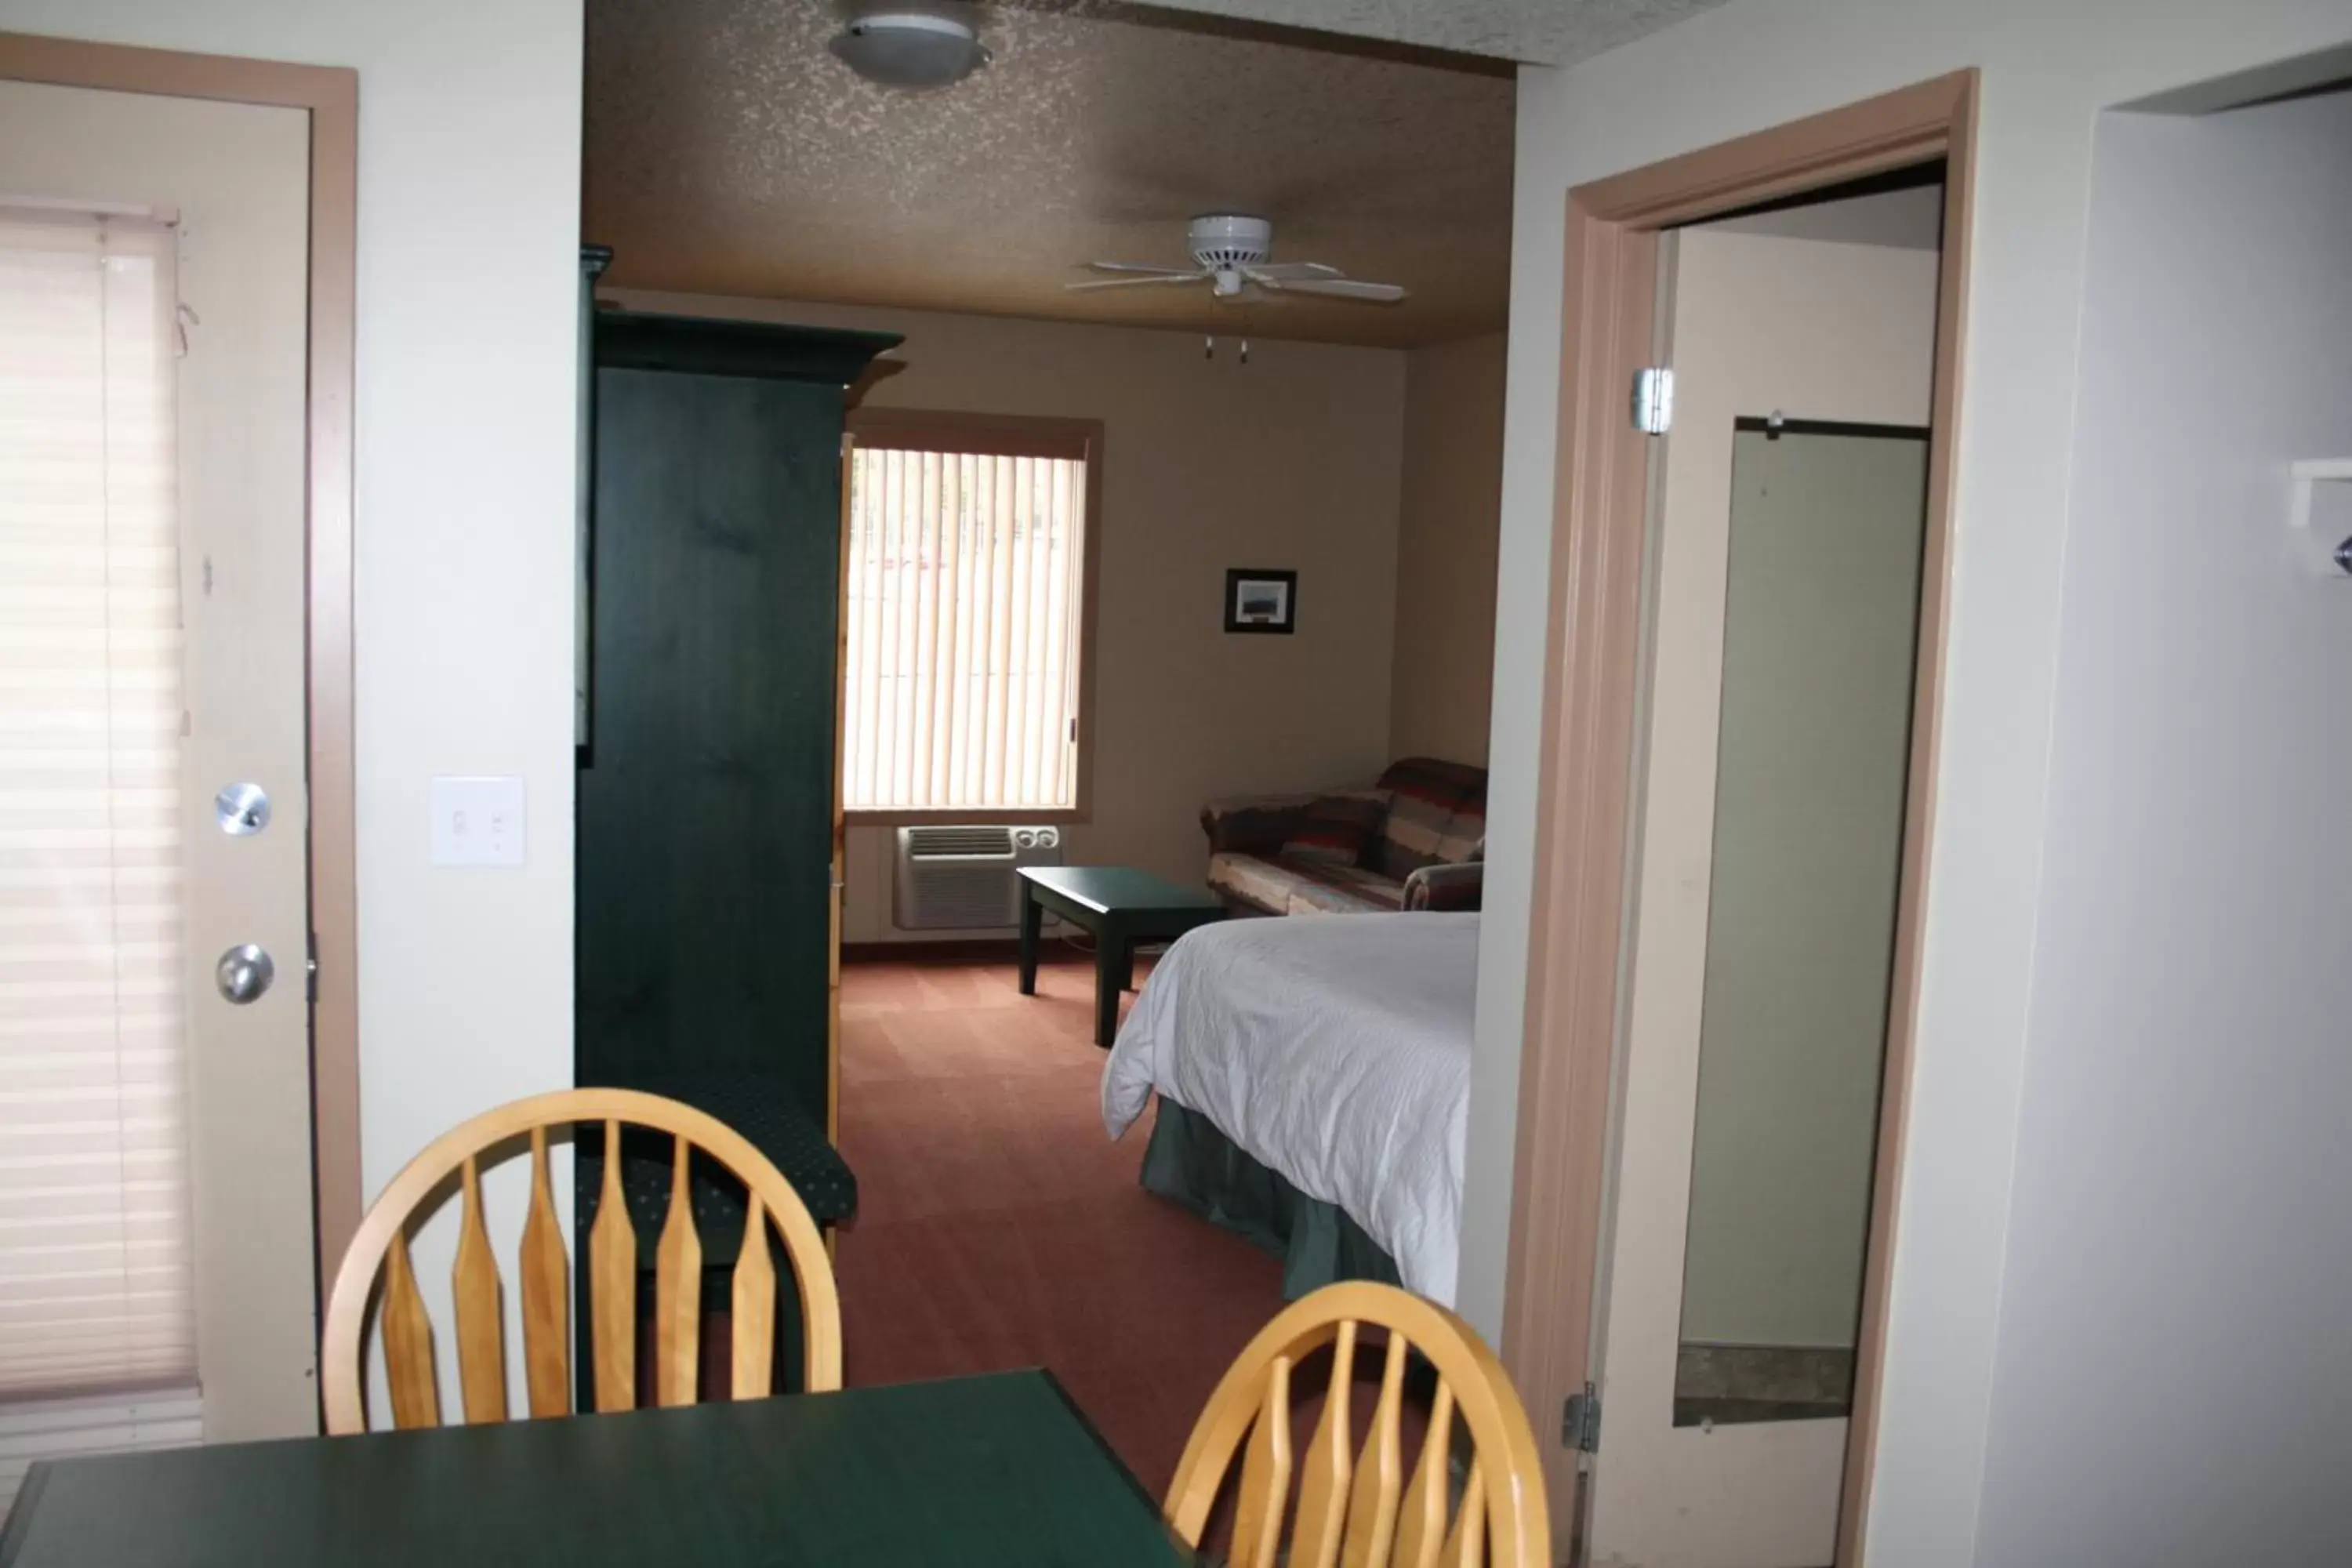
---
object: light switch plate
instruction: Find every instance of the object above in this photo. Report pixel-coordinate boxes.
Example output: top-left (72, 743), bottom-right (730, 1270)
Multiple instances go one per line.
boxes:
top-left (431, 775), bottom-right (526, 867)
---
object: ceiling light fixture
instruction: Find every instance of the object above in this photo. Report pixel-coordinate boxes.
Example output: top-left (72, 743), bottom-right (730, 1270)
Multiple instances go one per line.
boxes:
top-left (828, 7), bottom-right (991, 91)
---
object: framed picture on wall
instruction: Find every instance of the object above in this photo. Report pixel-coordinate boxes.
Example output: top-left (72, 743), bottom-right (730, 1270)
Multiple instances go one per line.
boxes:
top-left (1224, 568), bottom-right (1298, 634)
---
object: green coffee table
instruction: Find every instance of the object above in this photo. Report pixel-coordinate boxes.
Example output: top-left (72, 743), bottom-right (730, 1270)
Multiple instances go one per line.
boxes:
top-left (1018, 866), bottom-right (1225, 1047)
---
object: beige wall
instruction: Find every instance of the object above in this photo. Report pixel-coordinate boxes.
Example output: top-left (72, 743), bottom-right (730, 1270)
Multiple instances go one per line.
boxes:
top-left (1476, 5), bottom-right (2352, 1562)
top-left (1388, 332), bottom-right (1505, 766)
top-left (605, 289), bottom-right (1408, 938)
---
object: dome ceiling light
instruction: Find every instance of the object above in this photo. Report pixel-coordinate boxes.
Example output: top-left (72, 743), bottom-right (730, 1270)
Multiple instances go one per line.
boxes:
top-left (828, 5), bottom-right (991, 91)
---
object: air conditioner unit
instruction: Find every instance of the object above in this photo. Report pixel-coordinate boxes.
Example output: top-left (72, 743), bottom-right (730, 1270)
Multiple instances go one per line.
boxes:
top-left (893, 824), bottom-right (1064, 931)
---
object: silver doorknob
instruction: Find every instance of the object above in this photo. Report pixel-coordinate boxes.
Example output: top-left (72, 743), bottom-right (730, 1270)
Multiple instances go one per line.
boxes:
top-left (216, 943), bottom-right (274, 1004)
top-left (214, 782), bottom-right (270, 836)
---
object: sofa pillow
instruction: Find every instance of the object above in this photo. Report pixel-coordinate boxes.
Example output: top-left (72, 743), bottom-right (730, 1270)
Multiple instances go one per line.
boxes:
top-left (1434, 807), bottom-right (1487, 867)
top-left (1280, 789), bottom-right (1390, 866)
top-left (1371, 757), bottom-right (1488, 881)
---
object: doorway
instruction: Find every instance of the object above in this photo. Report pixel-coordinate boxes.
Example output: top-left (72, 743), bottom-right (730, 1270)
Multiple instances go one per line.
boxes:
top-left (0, 34), bottom-right (358, 1455)
top-left (1498, 72), bottom-right (1975, 1565)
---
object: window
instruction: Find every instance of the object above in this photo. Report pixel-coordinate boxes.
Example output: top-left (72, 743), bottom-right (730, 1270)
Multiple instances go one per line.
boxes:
top-left (842, 414), bottom-right (1098, 817)
top-left (0, 208), bottom-right (198, 1435)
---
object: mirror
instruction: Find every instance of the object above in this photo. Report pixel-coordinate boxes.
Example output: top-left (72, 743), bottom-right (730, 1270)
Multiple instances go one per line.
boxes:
top-left (1673, 421), bottom-right (1929, 1428)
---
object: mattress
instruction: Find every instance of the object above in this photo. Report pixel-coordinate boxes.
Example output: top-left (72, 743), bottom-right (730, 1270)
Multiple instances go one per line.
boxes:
top-left (1101, 913), bottom-right (1479, 1303)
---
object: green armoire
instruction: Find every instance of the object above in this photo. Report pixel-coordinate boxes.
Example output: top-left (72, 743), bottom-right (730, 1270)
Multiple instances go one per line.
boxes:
top-left (576, 304), bottom-right (899, 1142)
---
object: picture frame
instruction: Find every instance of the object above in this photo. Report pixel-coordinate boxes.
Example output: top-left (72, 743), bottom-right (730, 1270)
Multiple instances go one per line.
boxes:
top-left (1223, 568), bottom-right (1298, 635)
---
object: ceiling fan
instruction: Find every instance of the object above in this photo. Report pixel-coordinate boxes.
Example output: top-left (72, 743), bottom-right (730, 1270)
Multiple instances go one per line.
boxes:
top-left (1069, 214), bottom-right (1407, 305)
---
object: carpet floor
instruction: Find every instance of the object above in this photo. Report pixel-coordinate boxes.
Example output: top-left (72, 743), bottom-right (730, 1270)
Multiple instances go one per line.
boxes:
top-left (834, 954), bottom-right (1287, 1499)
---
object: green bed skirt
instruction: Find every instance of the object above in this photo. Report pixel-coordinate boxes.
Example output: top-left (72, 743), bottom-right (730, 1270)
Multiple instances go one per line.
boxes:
top-left (1140, 1099), bottom-right (1403, 1299)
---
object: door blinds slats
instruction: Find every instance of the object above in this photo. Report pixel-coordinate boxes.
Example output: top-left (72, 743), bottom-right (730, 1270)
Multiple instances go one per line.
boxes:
top-left (842, 441), bottom-right (1087, 813)
top-left (0, 208), bottom-right (198, 1401)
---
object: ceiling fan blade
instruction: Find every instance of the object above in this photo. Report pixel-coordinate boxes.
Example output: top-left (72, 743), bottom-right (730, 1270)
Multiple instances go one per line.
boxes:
top-left (1245, 262), bottom-right (1341, 281)
top-left (1279, 278), bottom-right (1409, 303)
top-left (1083, 262), bottom-right (1198, 276)
top-left (1065, 274), bottom-right (1206, 292)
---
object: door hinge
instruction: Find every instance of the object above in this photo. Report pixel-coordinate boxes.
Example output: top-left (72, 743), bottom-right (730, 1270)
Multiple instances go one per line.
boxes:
top-left (1562, 1382), bottom-right (1601, 1453)
top-left (306, 931), bottom-right (319, 1005)
top-left (1632, 366), bottom-right (1674, 435)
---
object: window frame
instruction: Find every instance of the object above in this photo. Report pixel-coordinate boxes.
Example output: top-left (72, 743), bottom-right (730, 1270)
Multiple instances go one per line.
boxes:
top-left (840, 408), bottom-right (1103, 826)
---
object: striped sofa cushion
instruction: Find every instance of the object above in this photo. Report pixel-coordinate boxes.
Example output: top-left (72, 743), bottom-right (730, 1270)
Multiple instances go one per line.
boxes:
top-left (1369, 757), bottom-right (1488, 883)
top-left (1207, 852), bottom-right (1406, 916)
top-left (1281, 789), bottom-right (1391, 865)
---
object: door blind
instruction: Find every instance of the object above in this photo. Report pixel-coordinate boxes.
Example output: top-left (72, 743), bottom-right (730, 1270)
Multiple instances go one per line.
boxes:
top-left (842, 439), bottom-right (1089, 813)
top-left (0, 209), bottom-right (198, 1400)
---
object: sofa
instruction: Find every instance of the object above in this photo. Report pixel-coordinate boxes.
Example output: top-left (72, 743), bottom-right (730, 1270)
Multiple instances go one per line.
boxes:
top-left (1200, 757), bottom-right (1487, 916)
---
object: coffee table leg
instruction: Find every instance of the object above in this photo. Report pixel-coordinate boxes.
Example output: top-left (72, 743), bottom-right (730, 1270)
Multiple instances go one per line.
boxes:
top-left (1018, 881), bottom-right (1041, 996)
top-left (1094, 931), bottom-right (1126, 1048)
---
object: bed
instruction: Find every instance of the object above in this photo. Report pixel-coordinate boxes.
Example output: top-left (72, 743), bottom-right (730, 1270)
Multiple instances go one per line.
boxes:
top-left (1100, 912), bottom-right (1479, 1304)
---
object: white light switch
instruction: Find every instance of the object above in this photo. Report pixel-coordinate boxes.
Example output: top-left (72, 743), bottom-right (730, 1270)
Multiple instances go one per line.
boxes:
top-left (431, 775), bottom-right (527, 867)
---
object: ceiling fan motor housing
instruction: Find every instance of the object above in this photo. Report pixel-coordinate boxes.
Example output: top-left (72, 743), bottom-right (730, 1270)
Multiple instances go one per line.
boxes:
top-left (1189, 213), bottom-right (1272, 296)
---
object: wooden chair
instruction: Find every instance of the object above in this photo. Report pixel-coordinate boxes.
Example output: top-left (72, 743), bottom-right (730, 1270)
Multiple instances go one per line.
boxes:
top-left (1165, 1281), bottom-right (1549, 1568)
top-left (321, 1087), bottom-right (840, 1435)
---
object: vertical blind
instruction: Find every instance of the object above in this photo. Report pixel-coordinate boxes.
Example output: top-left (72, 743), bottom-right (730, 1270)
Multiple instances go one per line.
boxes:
top-left (842, 432), bottom-right (1090, 813)
top-left (0, 209), bottom-right (198, 1403)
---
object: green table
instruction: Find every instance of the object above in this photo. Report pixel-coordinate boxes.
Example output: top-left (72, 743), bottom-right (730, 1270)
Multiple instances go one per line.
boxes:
top-left (1018, 866), bottom-right (1225, 1047)
top-left (0, 1372), bottom-right (1192, 1567)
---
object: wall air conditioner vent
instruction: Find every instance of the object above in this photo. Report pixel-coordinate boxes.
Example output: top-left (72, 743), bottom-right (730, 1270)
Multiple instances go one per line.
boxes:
top-left (906, 826), bottom-right (1016, 858)
top-left (894, 824), bottom-right (1063, 931)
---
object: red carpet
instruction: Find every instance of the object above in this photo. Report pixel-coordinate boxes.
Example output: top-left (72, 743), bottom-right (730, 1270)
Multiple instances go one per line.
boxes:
top-left (835, 956), bottom-right (1287, 1498)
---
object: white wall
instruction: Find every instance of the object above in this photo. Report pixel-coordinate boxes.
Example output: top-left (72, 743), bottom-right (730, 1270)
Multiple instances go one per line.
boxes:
top-left (1473, 5), bottom-right (2352, 1563)
top-left (1972, 90), bottom-right (2352, 1567)
top-left (0, 0), bottom-right (585, 1410)
top-left (606, 289), bottom-right (1406, 938)
top-left (1390, 332), bottom-right (1506, 766)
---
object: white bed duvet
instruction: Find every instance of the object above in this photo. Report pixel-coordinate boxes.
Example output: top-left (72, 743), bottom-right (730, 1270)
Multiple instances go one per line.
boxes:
top-left (1101, 913), bottom-right (1479, 1303)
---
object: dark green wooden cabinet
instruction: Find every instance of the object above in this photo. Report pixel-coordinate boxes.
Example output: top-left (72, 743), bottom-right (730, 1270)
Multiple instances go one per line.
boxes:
top-left (576, 310), bottom-right (899, 1131)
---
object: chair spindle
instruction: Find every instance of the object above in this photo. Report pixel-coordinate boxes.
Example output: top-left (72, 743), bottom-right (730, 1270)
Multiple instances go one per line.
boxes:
top-left (731, 1194), bottom-right (777, 1398)
top-left (1290, 1318), bottom-right (1360, 1568)
top-left (518, 1124), bottom-right (570, 1417)
top-left (452, 1155), bottom-right (507, 1423)
top-left (588, 1119), bottom-right (637, 1411)
top-left (655, 1133), bottom-right (702, 1406)
top-left (1231, 1354), bottom-right (1295, 1568)
top-left (380, 1230), bottom-right (440, 1429)
top-left (1338, 1330), bottom-right (1410, 1566)
top-left (1391, 1381), bottom-right (1456, 1568)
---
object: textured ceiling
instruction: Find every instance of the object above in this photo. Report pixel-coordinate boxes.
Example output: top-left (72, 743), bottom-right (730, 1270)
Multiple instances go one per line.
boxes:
top-left (1134, 0), bottom-right (1728, 66)
top-left (584, 0), bottom-right (1517, 348)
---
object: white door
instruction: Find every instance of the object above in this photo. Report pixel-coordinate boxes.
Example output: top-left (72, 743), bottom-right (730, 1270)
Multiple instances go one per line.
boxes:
top-left (0, 81), bottom-right (319, 1443)
top-left (1584, 227), bottom-right (1937, 1566)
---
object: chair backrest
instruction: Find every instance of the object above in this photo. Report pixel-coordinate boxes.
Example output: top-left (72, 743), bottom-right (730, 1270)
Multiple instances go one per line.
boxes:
top-left (1165, 1281), bottom-right (1548, 1568)
top-left (321, 1087), bottom-right (840, 1435)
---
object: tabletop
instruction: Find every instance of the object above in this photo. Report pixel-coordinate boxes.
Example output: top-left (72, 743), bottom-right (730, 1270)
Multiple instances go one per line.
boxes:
top-left (0, 1371), bottom-right (1193, 1568)
top-left (1018, 864), bottom-right (1223, 916)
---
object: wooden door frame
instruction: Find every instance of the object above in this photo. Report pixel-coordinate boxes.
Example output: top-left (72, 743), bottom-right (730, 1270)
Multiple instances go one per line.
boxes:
top-left (0, 31), bottom-right (362, 1364)
top-left (1498, 69), bottom-right (1977, 1564)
